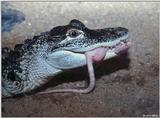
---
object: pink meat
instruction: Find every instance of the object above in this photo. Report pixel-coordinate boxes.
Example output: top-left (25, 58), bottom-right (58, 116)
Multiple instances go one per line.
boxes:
top-left (84, 47), bottom-right (108, 93)
top-left (86, 47), bottom-right (108, 62)
top-left (115, 42), bottom-right (131, 54)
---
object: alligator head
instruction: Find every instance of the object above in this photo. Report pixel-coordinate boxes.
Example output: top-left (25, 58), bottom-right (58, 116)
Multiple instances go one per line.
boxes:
top-left (2, 19), bottom-right (130, 97)
top-left (45, 19), bottom-right (130, 69)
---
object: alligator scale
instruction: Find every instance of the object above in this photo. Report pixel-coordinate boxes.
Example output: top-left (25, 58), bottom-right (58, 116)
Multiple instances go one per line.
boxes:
top-left (2, 19), bottom-right (130, 98)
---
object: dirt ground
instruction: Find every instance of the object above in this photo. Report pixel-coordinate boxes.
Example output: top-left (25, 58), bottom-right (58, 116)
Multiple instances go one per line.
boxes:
top-left (2, 2), bottom-right (159, 117)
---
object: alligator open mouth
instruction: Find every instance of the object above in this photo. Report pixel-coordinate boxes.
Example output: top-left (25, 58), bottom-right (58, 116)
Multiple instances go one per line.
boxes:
top-left (84, 38), bottom-right (131, 63)
top-left (109, 39), bottom-right (131, 54)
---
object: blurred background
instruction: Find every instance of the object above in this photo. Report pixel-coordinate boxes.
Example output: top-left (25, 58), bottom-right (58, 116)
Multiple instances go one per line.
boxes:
top-left (2, 2), bottom-right (159, 117)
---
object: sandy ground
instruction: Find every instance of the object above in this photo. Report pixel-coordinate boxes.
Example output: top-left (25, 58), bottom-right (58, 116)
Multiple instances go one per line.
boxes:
top-left (2, 2), bottom-right (159, 117)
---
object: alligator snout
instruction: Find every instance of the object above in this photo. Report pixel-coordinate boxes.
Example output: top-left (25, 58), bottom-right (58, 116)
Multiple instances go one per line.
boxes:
top-left (115, 27), bottom-right (128, 36)
top-left (103, 27), bottom-right (128, 36)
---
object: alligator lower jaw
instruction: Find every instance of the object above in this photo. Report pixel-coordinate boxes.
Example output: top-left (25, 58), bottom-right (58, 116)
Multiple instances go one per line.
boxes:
top-left (84, 40), bottom-right (131, 63)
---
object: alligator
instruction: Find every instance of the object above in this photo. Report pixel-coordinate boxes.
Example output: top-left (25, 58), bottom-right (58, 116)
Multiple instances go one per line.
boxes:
top-left (2, 19), bottom-right (130, 98)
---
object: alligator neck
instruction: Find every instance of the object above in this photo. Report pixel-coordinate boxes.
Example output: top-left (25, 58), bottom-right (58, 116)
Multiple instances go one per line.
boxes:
top-left (21, 55), bottom-right (62, 92)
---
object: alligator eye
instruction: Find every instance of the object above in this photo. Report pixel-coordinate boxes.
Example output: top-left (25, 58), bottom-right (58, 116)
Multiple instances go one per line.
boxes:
top-left (67, 29), bottom-right (80, 37)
